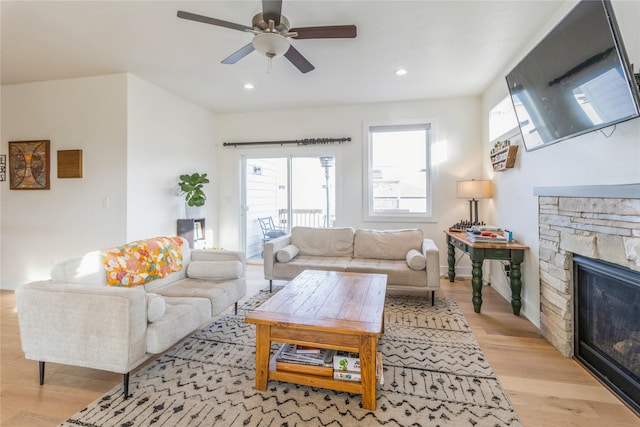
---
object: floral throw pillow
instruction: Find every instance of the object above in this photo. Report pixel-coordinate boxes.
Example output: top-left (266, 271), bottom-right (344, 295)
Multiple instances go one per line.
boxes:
top-left (102, 237), bottom-right (184, 287)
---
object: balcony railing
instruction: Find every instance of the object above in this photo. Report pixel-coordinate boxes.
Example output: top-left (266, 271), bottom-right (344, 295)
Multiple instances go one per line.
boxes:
top-left (278, 209), bottom-right (329, 228)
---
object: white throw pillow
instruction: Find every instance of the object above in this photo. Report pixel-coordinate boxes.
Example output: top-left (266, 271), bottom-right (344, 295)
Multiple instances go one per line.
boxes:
top-left (406, 249), bottom-right (426, 271)
top-left (276, 244), bottom-right (300, 263)
top-left (146, 293), bottom-right (166, 323)
top-left (187, 260), bottom-right (243, 280)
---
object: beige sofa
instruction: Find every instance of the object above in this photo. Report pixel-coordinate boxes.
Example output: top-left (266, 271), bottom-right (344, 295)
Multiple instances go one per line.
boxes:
top-left (264, 227), bottom-right (439, 303)
top-left (15, 236), bottom-right (246, 399)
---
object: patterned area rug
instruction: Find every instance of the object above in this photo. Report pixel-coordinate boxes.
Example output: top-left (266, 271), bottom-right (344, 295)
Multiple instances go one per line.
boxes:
top-left (60, 289), bottom-right (521, 426)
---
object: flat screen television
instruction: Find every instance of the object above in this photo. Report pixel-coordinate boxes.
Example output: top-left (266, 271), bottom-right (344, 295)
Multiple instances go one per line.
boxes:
top-left (505, 0), bottom-right (640, 151)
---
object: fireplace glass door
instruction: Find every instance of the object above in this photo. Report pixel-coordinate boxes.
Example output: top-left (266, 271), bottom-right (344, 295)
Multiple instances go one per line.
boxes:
top-left (574, 255), bottom-right (640, 414)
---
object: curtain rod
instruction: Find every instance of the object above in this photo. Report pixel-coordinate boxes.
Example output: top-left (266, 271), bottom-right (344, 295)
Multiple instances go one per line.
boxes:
top-left (223, 137), bottom-right (351, 148)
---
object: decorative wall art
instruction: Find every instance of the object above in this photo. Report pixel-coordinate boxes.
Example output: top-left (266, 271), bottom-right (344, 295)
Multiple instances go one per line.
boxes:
top-left (57, 149), bottom-right (83, 178)
top-left (9, 140), bottom-right (50, 190)
top-left (0, 154), bottom-right (6, 182)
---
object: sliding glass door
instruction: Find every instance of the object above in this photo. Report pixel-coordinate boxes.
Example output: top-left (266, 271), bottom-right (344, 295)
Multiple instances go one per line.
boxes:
top-left (243, 155), bottom-right (335, 259)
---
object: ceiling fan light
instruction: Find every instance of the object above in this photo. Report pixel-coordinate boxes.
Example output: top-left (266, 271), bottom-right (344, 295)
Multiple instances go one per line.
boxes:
top-left (252, 33), bottom-right (290, 58)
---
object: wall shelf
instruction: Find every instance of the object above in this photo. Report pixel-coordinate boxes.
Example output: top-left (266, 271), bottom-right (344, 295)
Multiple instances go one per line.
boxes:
top-left (491, 144), bottom-right (518, 172)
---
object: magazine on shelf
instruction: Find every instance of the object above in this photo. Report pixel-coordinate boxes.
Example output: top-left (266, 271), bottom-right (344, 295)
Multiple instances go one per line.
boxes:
top-left (333, 371), bottom-right (361, 381)
top-left (467, 225), bottom-right (504, 234)
top-left (275, 343), bottom-right (334, 366)
top-left (194, 221), bottom-right (204, 240)
top-left (466, 226), bottom-right (507, 244)
top-left (295, 345), bottom-right (322, 354)
top-left (333, 351), bottom-right (361, 371)
top-left (332, 352), bottom-right (384, 385)
top-left (466, 232), bottom-right (508, 244)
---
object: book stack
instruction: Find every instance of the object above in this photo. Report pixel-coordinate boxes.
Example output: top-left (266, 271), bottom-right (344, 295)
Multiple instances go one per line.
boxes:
top-left (466, 226), bottom-right (508, 244)
top-left (274, 344), bottom-right (335, 376)
top-left (332, 351), bottom-right (384, 385)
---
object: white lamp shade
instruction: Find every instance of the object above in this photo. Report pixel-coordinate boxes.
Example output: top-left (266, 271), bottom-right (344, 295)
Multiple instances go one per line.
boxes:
top-left (252, 33), bottom-right (290, 58)
top-left (457, 180), bottom-right (492, 199)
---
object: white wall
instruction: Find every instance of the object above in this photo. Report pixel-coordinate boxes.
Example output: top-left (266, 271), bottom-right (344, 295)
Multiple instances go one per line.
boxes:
top-left (481, 0), bottom-right (640, 327)
top-left (215, 97), bottom-right (483, 269)
top-left (1, 74), bottom-right (218, 290)
top-left (126, 75), bottom-right (217, 242)
top-left (1, 74), bottom-right (128, 290)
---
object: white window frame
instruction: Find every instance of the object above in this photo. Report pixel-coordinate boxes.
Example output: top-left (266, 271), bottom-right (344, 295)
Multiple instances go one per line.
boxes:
top-left (363, 121), bottom-right (434, 223)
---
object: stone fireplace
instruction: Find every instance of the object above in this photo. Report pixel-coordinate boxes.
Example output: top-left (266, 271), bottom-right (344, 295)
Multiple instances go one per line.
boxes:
top-left (535, 184), bottom-right (640, 357)
top-left (535, 184), bottom-right (640, 411)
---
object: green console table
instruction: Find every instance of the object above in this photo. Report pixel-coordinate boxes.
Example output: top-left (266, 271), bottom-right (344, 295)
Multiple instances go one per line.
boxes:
top-left (444, 230), bottom-right (528, 315)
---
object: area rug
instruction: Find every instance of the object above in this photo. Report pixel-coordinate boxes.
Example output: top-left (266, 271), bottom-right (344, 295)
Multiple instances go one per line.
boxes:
top-left (60, 289), bottom-right (521, 426)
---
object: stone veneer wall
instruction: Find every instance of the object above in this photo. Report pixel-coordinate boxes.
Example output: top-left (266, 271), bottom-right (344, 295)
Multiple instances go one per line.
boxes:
top-left (538, 194), bottom-right (640, 357)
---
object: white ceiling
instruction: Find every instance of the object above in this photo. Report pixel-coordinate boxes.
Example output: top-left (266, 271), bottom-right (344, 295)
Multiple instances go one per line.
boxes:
top-left (1, 1), bottom-right (566, 114)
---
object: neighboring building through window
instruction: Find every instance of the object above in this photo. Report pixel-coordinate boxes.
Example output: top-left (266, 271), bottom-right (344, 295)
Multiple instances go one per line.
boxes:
top-left (364, 123), bottom-right (432, 222)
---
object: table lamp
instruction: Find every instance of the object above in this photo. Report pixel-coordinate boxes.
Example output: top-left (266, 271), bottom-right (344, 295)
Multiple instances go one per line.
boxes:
top-left (457, 179), bottom-right (492, 225)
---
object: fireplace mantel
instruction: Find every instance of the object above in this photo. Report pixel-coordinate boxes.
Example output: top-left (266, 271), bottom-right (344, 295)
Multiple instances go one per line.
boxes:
top-left (534, 183), bottom-right (640, 198)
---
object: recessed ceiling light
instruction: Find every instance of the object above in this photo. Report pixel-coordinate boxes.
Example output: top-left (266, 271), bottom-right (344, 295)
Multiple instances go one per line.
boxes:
top-left (244, 83), bottom-right (254, 89)
top-left (394, 68), bottom-right (408, 76)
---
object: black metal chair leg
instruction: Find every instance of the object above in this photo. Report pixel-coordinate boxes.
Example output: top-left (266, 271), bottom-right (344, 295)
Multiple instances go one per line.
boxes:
top-left (39, 361), bottom-right (45, 385)
top-left (123, 373), bottom-right (130, 399)
top-left (269, 280), bottom-right (272, 292)
top-left (234, 302), bottom-right (238, 315)
top-left (432, 291), bottom-right (435, 306)
top-left (39, 361), bottom-right (130, 398)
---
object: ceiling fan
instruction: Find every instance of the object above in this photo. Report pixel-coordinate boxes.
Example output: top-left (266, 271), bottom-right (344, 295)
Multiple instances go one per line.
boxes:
top-left (177, 0), bottom-right (357, 73)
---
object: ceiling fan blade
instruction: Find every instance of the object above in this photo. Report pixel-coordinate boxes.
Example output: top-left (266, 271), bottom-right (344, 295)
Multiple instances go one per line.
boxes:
top-left (290, 25), bottom-right (357, 39)
top-left (222, 43), bottom-right (256, 64)
top-left (262, 0), bottom-right (282, 26)
top-left (177, 10), bottom-right (252, 32)
top-left (284, 45), bottom-right (315, 73)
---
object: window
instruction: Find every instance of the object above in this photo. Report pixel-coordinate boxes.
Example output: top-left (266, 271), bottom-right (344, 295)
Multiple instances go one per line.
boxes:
top-left (489, 96), bottom-right (518, 141)
top-left (364, 123), bottom-right (432, 222)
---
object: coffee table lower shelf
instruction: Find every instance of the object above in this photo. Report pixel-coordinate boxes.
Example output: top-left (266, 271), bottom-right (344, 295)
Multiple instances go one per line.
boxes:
top-left (270, 369), bottom-right (363, 394)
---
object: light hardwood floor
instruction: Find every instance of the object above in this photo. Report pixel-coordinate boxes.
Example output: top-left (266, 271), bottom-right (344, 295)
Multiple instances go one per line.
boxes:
top-left (1, 265), bottom-right (638, 426)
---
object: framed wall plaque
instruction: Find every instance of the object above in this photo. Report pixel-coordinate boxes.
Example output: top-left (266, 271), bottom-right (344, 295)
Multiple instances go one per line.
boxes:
top-left (58, 149), bottom-right (83, 178)
top-left (9, 140), bottom-right (50, 190)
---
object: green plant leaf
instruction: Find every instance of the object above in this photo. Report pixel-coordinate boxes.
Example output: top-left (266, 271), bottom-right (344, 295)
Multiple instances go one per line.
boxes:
top-left (179, 172), bottom-right (209, 207)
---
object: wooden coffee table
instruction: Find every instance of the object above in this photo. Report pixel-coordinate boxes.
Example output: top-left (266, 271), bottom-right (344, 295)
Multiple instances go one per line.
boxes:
top-left (245, 269), bottom-right (387, 410)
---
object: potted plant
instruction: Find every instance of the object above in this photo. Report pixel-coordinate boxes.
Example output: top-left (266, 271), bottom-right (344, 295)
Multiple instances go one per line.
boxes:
top-left (179, 172), bottom-right (210, 218)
